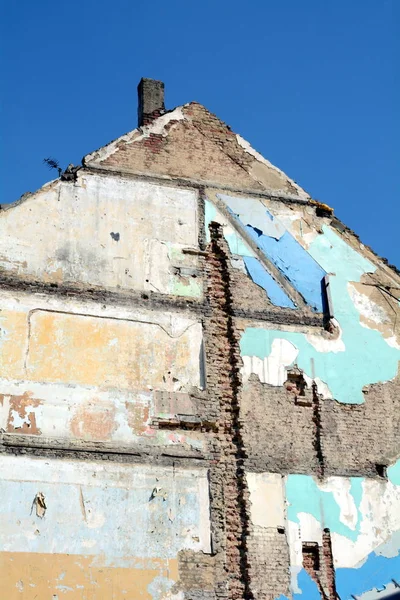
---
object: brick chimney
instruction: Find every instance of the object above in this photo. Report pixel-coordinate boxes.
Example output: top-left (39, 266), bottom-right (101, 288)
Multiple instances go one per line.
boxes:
top-left (137, 78), bottom-right (165, 127)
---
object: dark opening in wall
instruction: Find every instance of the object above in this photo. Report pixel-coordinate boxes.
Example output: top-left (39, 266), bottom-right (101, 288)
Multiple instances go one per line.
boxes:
top-left (302, 542), bottom-right (320, 572)
top-left (375, 464), bottom-right (388, 479)
top-left (277, 526), bottom-right (285, 534)
top-left (285, 367), bottom-right (312, 406)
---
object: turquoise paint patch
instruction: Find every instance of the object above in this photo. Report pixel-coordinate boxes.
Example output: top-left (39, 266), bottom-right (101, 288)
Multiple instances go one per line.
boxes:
top-left (240, 227), bottom-right (400, 404)
top-left (286, 474), bottom-right (363, 542)
top-left (388, 459), bottom-right (400, 486)
top-left (244, 256), bottom-right (296, 309)
top-left (292, 569), bottom-right (321, 599)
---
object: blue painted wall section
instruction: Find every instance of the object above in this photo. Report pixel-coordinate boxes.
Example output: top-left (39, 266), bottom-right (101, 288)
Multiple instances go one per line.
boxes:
top-left (242, 213), bottom-right (326, 313)
top-left (336, 547), bottom-right (400, 600)
top-left (240, 225), bottom-right (400, 404)
top-left (243, 256), bottom-right (296, 309)
top-left (205, 199), bottom-right (296, 309)
top-left (292, 570), bottom-right (321, 600)
top-left (216, 194), bottom-right (326, 312)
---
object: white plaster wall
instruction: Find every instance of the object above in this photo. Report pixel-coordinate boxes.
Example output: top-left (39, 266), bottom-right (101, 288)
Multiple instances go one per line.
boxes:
top-left (246, 472), bottom-right (285, 528)
top-left (0, 173), bottom-right (201, 297)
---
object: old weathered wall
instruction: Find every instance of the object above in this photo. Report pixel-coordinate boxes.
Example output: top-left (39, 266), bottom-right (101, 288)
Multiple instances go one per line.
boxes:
top-left (1, 103), bottom-right (400, 599)
top-left (0, 174), bottom-right (202, 298)
top-left (245, 467), bottom-right (400, 600)
top-left (0, 455), bottom-right (211, 599)
top-left (0, 287), bottom-right (208, 455)
top-left (204, 190), bottom-right (400, 598)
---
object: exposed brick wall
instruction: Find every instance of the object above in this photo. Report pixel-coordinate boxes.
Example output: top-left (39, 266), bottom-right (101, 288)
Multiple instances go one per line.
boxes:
top-left (204, 222), bottom-right (254, 599)
top-left (302, 530), bottom-right (337, 600)
top-left (241, 377), bottom-right (318, 474)
top-left (322, 373), bottom-right (400, 476)
top-left (177, 550), bottom-right (216, 598)
top-left (246, 528), bottom-right (290, 600)
top-left (97, 117), bottom-right (262, 190)
top-left (239, 371), bottom-right (400, 478)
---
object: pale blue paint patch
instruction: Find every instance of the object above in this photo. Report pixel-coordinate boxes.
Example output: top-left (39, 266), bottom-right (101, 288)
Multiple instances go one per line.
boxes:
top-left (244, 220), bottom-right (326, 312)
top-left (336, 548), bottom-right (400, 600)
top-left (221, 203), bottom-right (326, 312)
top-left (286, 474), bottom-right (363, 542)
top-left (243, 256), bottom-right (296, 309)
top-left (388, 459), bottom-right (400, 485)
top-left (225, 231), bottom-right (254, 257)
top-left (292, 569), bottom-right (321, 599)
top-left (204, 199), bottom-right (253, 256)
top-left (0, 477), bottom-right (205, 563)
top-left (376, 530), bottom-right (400, 559)
top-left (274, 595), bottom-right (290, 600)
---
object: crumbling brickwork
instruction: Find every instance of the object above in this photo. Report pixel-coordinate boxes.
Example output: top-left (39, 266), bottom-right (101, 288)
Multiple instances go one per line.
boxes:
top-left (204, 222), bottom-right (253, 599)
top-left (240, 371), bottom-right (400, 478)
top-left (1, 81), bottom-right (399, 600)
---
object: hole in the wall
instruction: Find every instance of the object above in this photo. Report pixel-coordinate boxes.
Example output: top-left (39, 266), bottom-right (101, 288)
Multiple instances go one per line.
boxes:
top-left (277, 526), bottom-right (285, 534)
top-left (375, 464), bottom-right (388, 479)
top-left (302, 542), bottom-right (320, 571)
top-left (285, 367), bottom-right (312, 406)
top-left (285, 367), bottom-right (307, 397)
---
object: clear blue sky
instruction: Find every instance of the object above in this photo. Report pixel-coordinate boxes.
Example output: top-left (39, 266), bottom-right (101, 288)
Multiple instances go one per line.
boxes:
top-left (1, 0), bottom-right (398, 266)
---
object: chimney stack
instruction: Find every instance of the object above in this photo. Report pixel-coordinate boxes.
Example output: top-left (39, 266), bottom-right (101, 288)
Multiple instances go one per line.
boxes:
top-left (137, 78), bottom-right (165, 127)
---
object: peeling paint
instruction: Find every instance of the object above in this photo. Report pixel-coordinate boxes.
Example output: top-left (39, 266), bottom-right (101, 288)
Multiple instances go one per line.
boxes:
top-left (0, 175), bottom-right (201, 298)
top-left (0, 456), bottom-right (210, 597)
top-left (240, 226), bottom-right (400, 403)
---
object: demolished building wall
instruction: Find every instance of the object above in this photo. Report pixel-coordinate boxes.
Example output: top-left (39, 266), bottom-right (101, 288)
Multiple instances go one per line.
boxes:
top-left (0, 78), bottom-right (399, 600)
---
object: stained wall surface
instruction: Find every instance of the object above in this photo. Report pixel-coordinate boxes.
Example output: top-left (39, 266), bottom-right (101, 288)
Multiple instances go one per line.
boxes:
top-left (0, 455), bottom-right (210, 600)
top-left (0, 174), bottom-right (201, 298)
top-left (1, 99), bottom-right (400, 600)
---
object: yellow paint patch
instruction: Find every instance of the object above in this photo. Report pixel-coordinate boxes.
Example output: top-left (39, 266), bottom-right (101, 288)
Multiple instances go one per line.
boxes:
top-left (0, 310), bottom-right (27, 380)
top-left (25, 311), bottom-right (199, 389)
top-left (0, 551), bottom-right (179, 599)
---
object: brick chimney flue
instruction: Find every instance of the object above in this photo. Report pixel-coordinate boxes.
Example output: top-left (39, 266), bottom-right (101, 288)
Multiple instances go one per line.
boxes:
top-left (137, 78), bottom-right (165, 127)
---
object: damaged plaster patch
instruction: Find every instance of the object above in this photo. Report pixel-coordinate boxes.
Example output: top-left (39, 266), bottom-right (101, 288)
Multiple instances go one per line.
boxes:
top-left (241, 338), bottom-right (298, 386)
top-left (246, 473), bottom-right (285, 528)
top-left (348, 282), bottom-right (400, 348)
top-left (217, 193), bottom-right (286, 240)
top-left (235, 135), bottom-right (310, 200)
top-left (32, 492), bottom-right (47, 519)
top-left (306, 319), bottom-right (345, 353)
top-left (84, 107), bottom-right (186, 165)
top-left (348, 282), bottom-right (389, 324)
